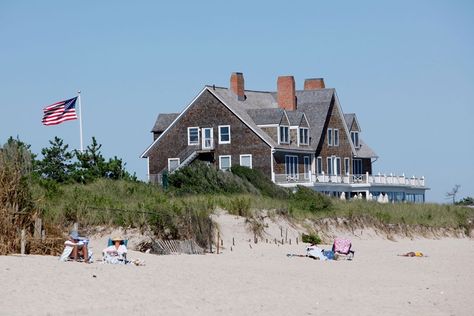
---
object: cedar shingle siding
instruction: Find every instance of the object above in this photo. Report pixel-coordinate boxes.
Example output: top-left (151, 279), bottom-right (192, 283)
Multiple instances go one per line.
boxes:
top-left (147, 90), bottom-right (271, 179)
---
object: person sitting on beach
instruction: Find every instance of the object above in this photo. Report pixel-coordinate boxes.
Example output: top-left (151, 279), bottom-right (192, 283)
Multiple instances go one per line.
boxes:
top-left (102, 235), bottom-right (128, 264)
top-left (398, 251), bottom-right (425, 257)
top-left (59, 231), bottom-right (92, 263)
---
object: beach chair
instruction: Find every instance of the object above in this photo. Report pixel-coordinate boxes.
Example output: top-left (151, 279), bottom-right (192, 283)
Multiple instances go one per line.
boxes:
top-left (103, 238), bottom-right (129, 264)
top-left (332, 238), bottom-right (355, 260)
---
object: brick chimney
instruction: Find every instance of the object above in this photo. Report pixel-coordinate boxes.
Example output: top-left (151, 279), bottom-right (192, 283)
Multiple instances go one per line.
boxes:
top-left (304, 78), bottom-right (325, 90)
top-left (277, 76), bottom-right (296, 111)
top-left (230, 72), bottom-right (245, 101)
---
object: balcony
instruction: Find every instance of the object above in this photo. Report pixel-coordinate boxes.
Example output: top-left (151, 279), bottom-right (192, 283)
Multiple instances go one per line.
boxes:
top-left (274, 172), bottom-right (426, 188)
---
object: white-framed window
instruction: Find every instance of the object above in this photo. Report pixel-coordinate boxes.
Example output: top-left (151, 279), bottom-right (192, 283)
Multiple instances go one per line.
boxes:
top-left (327, 128), bottom-right (333, 146)
top-left (304, 156), bottom-right (311, 179)
top-left (240, 154), bottom-right (252, 168)
top-left (334, 129), bottom-right (339, 146)
top-left (353, 158), bottom-right (362, 175)
top-left (351, 131), bottom-right (359, 148)
top-left (285, 155), bottom-right (298, 179)
top-left (299, 127), bottom-right (309, 145)
top-left (327, 157), bottom-right (333, 175)
top-left (218, 125), bottom-right (231, 144)
top-left (344, 157), bottom-right (350, 175)
top-left (335, 157), bottom-right (341, 175)
top-left (219, 155), bottom-right (231, 171)
top-left (188, 127), bottom-right (199, 145)
top-left (279, 125), bottom-right (289, 144)
top-left (168, 158), bottom-right (180, 173)
top-left (317, 157), bottom-right (323, 174)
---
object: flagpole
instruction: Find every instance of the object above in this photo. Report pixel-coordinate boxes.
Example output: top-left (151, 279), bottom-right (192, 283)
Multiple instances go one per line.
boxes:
top-left (78, 90), bottom-right (84, 152)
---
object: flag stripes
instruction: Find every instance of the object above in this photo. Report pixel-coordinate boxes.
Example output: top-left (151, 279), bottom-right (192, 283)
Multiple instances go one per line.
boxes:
top-left (42, 97), bottom-right (78, 126)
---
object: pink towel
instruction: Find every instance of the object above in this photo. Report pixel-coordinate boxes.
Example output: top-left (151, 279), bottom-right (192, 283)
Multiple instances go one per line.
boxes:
top-left (333, 238), bottom-right (352, 254)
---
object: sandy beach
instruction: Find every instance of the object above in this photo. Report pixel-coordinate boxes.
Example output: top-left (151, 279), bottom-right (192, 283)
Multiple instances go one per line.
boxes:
top-left (1, 230), bottom-right (473, 316)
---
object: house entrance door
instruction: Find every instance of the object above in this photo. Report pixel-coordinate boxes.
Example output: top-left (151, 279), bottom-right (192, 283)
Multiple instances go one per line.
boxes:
top-left (202, 128), bottom-right (214, 149)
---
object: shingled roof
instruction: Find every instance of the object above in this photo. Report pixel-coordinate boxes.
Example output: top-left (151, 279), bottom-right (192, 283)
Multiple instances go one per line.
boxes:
top-left (151, 113), bottom-right (179, 133)
top-left (146, 85), bottom-right (375, 156)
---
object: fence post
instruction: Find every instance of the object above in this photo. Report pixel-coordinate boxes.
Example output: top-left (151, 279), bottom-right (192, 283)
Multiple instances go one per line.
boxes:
top-left (217, 232), bottom-right (220, 255)
top-left (34, 218), bottom-right (42, 239)
top-left (20, 229), bottom-right (26, 255)
top-left (209, 221), bottom-right (213, 253)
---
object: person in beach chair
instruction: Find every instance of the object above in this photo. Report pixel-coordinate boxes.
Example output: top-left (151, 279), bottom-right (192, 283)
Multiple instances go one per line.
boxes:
top-left (102, 235), bottom-right (128, 264)
top-left (332, 238), bottom-right (355, 260)
top-left (59, 231), bottom-right (93, 263)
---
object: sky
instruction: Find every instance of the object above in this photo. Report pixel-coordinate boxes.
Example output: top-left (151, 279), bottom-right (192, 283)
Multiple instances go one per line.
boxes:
top-left (1, 0), bottom-right (473, 203)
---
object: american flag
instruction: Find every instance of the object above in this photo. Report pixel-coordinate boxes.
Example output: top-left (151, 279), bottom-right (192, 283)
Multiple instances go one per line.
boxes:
top-left (42, 97), bottom-right (78, 126)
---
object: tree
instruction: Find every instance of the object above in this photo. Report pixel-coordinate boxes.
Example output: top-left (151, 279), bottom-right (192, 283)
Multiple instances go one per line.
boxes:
top-left (446, 184), bottom-right (461, 204)
top-left (36, 137), bottom-right (76, 183)
top-left (74, 137), bottom-right (136, 182)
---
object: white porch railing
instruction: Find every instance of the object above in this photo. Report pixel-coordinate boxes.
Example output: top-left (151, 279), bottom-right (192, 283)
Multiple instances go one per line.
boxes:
top-left (274, 171), bottom-right (425, 187)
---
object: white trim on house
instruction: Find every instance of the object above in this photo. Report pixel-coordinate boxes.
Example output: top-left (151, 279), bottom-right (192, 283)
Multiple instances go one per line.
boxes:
top-left (304, 156), bottom-right (310, 179)
top-left (218, 125), bottom-right (231, 144)
top-left (219, 155), bottom-right (232, 171)
top-left (344, 157), bottom-right (350, 175)
top-left (298, 127), bottom-right (309, 146)
top-left (141, 87), bottom-right (209, 158)
top-left (334, 128), bottom-right (339, 146)
top-left (278, 125), bottom-right (289, 144)
top-left (285, 155), bottom-right (299, 179)
top-left (317, 156), bottom-right (323, 174)
top-left (240, 154), bottom-right (252, 168)
top-left (257, 124), bottom-right (279, 128)
top-left (187, 126), bottom-right (200, 145)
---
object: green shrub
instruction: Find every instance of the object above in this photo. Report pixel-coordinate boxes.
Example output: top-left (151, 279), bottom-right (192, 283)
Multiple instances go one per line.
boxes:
top-left (302, 233), bottom-right (322, 245)
top-left (231, 165), bottom-right (290, 198)
top-left (169, 161), bottom-right (258, 195)
top-left (289, 186), bottom-right (332, 213)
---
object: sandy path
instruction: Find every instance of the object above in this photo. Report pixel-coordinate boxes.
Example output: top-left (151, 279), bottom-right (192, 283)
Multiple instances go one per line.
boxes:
top-left (0, 237), bottom-right (472, 316)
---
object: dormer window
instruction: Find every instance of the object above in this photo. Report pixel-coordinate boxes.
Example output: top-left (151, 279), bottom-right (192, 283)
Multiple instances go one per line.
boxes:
top-left (299, 127), bottom-right (309, 145)
top-left (351, 131), bottom-right (359, 148)
top-left (279, 125), bottom-right (289, 144)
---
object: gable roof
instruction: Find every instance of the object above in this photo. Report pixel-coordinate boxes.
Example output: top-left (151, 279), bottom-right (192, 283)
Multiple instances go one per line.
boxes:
top-left (142, 85), bottom-right (374, 157)
top-left (344, 113), bottom-right (361, 132)
top-left (151, 113), bottom-right (179, 132)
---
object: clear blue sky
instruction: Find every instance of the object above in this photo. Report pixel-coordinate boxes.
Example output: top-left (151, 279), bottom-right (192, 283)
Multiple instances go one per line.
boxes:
top-left (1, 1), bottom-right (473, 203)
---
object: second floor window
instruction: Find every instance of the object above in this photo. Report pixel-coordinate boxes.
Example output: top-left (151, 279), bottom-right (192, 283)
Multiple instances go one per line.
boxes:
top-left (334, 129), bottom-right (339, 146)
top-left (328, 128), bottom-right (333, 146)
top-left (279, 126), bottom-right (289, 144)
top-left (299, 128), bottom-right (309, 145)
top-left (219, 125), bottom-right (231, 144)
top-left (351, 131), bottom-right (359, 148)
top-left (188, 127), bottom-right (199, 145)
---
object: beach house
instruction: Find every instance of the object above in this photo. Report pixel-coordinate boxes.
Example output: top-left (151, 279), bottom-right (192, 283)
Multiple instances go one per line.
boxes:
top-left (141, 73), bottom-right (428, 202)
